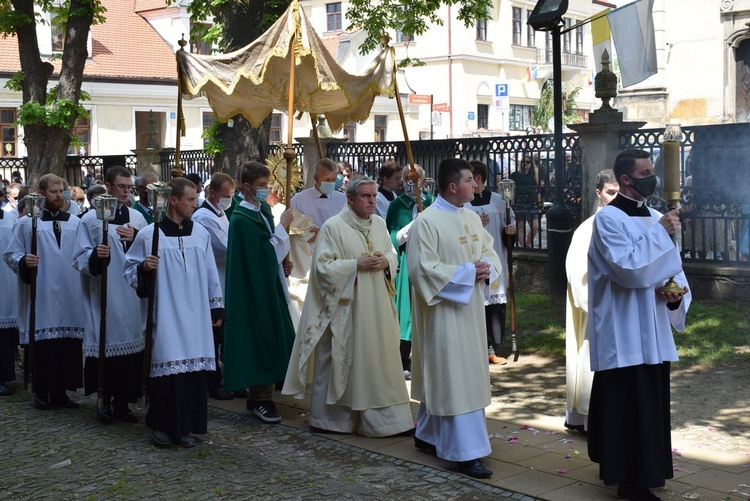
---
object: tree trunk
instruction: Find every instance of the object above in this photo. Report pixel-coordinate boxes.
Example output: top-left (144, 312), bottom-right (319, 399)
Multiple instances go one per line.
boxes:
top-left (213, 0), bottom-right (286, 179)
top-left (13, 0), bottom-right (93, 187)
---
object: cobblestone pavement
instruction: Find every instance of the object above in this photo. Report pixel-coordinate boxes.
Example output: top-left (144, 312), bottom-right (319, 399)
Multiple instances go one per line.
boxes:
top-left (0, 389), bottom-right (539, 500)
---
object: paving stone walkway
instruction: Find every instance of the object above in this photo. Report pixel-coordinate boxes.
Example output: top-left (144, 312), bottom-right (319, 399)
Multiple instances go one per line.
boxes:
top-left (0, 388), bottom-right (538, 500)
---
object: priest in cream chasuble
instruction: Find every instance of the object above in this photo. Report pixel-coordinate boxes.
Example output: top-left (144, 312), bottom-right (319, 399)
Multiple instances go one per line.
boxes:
top-left (283, 177), bottom-right (413, 438)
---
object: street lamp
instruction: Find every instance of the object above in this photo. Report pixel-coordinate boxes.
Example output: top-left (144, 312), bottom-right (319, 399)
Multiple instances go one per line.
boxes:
top-left (528, 0), bottom-right (572, 296)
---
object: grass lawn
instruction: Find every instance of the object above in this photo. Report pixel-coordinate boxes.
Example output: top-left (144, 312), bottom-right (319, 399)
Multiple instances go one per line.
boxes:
top-left (513, 293), bottom-right (750, 367)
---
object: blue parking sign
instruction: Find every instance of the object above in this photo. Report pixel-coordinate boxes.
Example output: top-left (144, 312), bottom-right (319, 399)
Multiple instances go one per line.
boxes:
top-left (495, 84), bottom-right (508, 97)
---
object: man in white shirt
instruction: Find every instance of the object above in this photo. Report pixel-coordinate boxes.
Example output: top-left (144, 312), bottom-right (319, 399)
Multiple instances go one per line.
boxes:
top-left (291, 158), bottom-right (346, 230)
top-left (192, 172), bottom-right (236, 401)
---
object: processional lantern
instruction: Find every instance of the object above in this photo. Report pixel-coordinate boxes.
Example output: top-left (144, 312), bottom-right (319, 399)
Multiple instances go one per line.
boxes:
top-left (500, 179), bottom-right (517, 205)
top-left (92, 194), bottom-right (118, 222)
top-left (24, 194), bottom-right (46, 219)
top-left (658, 123), bottom-right (686, 295)
top-left (147, 182), bottom-right (172, 223)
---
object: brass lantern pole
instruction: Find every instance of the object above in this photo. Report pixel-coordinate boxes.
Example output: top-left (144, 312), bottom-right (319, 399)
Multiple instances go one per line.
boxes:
top-left (499, 179), bottom-right (519, 361)
top-left (658, 124), bottom-right (686, 295)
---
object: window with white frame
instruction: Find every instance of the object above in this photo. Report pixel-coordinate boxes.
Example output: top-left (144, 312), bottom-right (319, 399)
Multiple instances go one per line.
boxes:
top-left (563, 18), bottom-right (572, 53)
top-left (326, 2), bottom-right (342, 31)
top-left (576, 24), bottom-right (584, 54)
top-left (512, 7), bottom-right (522, 45)
top-left (374, 115), bottom-right (387, 142)
top-left (526, 10), bottom-right (536, 47)
top-left (270, 113), bottom-right (282, 143)
top-left (344, 120), bottom-right (357, 142)
top-left (202, 111), bottom-right (216, 149)
top-left (476, 16), bottom-right (488, 41)
top-left (67, 114), bottom-right (90, 155)
top-left (1, 108), bottom-right (17, 157)
top-left (190, 23), bottom-right (212, 55)
top-left (509, 104), bottom-right (534, 131)
top-left (477, 104), bottom-right (489, 129)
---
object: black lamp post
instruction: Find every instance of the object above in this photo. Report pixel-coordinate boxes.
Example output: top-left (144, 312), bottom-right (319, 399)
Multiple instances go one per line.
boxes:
top-left (528, 0), bottom-right (573, 296)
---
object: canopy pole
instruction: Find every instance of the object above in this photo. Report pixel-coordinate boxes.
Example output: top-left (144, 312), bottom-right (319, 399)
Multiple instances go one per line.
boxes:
top-left (284, 27), bottom-right (298, 205)
top-left (383, 36), bottom-right (422, 212)
top-left (310, 113), bottom-right (324, 160)
top-left (174, 35), bottom-right (188, 178)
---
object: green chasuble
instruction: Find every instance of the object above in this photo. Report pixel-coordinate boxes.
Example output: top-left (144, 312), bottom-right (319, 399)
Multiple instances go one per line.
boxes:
top-left (132, 202), bottom-right (153, 224)
top-left (385, 193), bottom-right (433, 341)
top-left (222, 203), bottom-right (295, 390)
top-left (223, 192), bottom-right (244, 222)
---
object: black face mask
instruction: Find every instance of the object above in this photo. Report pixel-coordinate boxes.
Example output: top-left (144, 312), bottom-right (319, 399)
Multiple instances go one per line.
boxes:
top-left (629, 175), bottom-right (657, 198)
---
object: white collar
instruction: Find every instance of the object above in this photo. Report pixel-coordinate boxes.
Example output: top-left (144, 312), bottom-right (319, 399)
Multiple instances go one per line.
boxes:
top-left (620, 192), bottom-right (646, 208)
top-left (433, 195), bottom-right (462, 214)
top-left (239, 200), bottom-right (261, 212)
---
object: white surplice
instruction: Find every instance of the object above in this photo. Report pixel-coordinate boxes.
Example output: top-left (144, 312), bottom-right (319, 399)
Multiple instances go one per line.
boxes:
top-left (72, 207), bottom-right (148, 357)
top-left (192, 200), bottom-right (230, 294)
top-left (4, 214), bottom-right (85, 343)
top-left (588, 206), bottom-right (691, 372)
top-left (123, 222), bottom-right (222, 377)
top-left (0, 210), bottom-right (19, 330)
top-left (290, 186), bottom-right (347, 228)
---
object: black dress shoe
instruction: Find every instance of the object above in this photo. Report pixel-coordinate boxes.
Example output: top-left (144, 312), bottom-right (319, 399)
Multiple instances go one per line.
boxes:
top-left (564, 421), bottom-right (588, 437)
top-left (414, 436), bottom-right (437, 455)
top-left (97, 402), bottom-right (113, 424)
top-left (152, 430), bottom-right (172, 447)
top-left (113, 407), bottom-right (138, 423)
top-left (208, 389), bottom-right (235, 401)
top-left (53, 397), bottom-right (80, 409)
top-left (617, 482), bottom-right (662, 500)
top-left (0, 385), bottom-right (15, 396)
top-left (178, 434), bottom-right (198, 448)
top-left (457, 459), bottom-right (493, 479)
top-left (34, 396), bottom-right (51, 410)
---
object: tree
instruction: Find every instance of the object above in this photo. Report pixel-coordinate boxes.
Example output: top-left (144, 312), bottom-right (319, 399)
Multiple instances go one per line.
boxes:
top-left (179, 0), bottom-right (491, 178)
top-left (0, 0), bottom-right (105, 187)
top-left (531, 80), bottom-right (582, 132)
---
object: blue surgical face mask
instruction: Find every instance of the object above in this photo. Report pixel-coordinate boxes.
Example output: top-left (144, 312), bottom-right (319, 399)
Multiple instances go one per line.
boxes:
top-left (334, 173), bottom-right (344, 190)
top-left (319, 181), bottom-right (336, 196)
top-left (63, 189), bottom-right (71, 200)
top-left (253, 188), bottom-right (269, 203)
top-left (218, 197), bottom-right (233, 211)
top-left (404, 180), bottom-right (416, 197)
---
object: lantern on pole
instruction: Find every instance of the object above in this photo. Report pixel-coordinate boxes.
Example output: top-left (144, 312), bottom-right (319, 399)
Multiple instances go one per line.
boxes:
top-left (499, 179), bottom-right (519, 360)
top-left (142, 182), bottom-right (172, 402)
top-left (658, 123), bottom-right (686, 295)
top-left (92, 193), bottom-right (118, 420)
top-left (23, 193), bottom-right (47, 389)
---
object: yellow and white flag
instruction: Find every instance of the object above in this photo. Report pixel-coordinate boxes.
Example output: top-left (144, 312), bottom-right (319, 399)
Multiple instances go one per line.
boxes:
top-left (591, 8), bottom-right (612, 73)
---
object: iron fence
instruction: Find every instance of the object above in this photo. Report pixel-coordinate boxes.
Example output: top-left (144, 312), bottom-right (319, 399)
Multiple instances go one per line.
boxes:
top-left (620, 124), bottom-right (750, 265)
top-left (326, 134), bottom-right (582, 250)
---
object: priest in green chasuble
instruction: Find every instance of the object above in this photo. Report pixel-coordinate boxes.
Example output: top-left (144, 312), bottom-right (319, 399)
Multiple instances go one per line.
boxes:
top-left (222, 161), bottom-right (296, 424)
top-left (407, 158), bottom-right (502, 479)
top-left (283, 177), bottom-right (414, 438)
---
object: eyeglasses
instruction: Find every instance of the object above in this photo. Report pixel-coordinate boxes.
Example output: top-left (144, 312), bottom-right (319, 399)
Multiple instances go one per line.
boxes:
top-left (115, 184), bottom-right (134, 191)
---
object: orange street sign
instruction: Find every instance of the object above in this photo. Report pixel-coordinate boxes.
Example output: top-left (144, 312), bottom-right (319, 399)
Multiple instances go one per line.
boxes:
top-left (432, 103), bottom-right (451, 112)
top-left (408, 94), bottom-right (432, 105)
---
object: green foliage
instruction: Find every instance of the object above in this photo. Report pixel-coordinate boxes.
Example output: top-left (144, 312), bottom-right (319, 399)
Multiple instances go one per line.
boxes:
top-left (16, 86), bottom-right (91, 146)
top-left (532, 82), bottom-right (554, 130)
top-left (347, 0), bottom-right (492, 56)
top-left (202, 120), bottom-right (225, 155)
top-left (532, 81), bottom-right (582, 131)
top-left (513, 292), bottom-right (750, 367)
top-left (4, 71), bottom-right (23, 92)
